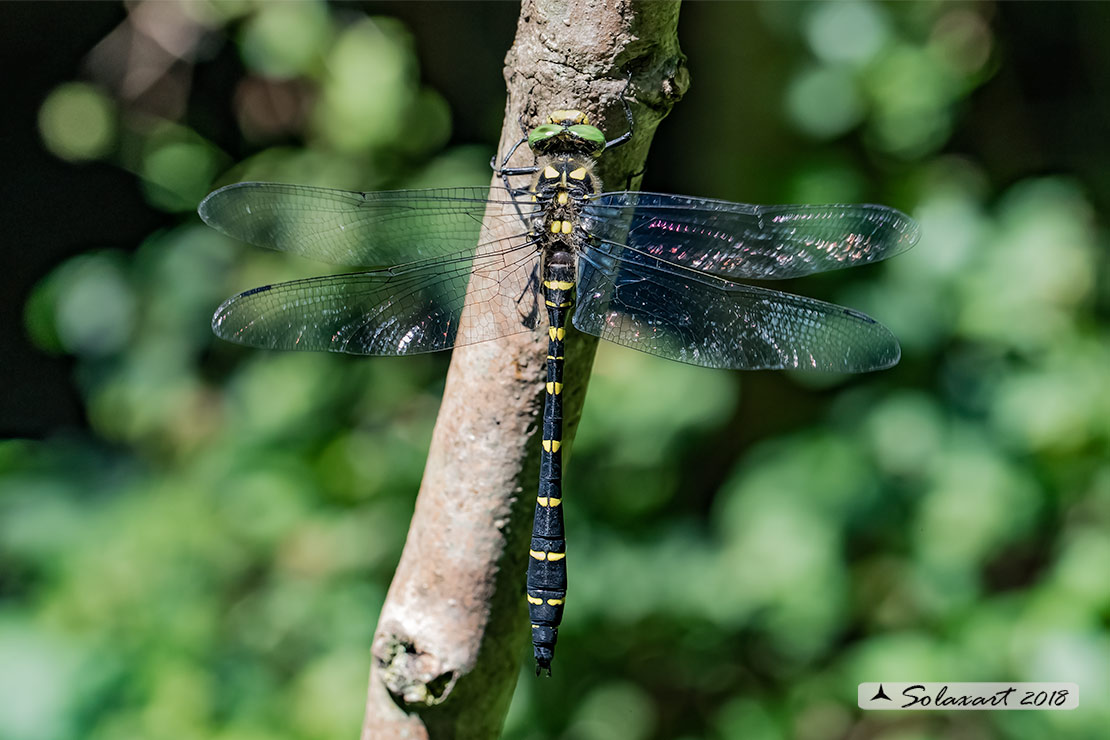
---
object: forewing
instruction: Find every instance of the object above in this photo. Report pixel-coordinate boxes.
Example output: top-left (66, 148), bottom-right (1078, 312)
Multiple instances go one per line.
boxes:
top-left (573, 246), bottom-right (900, 371)
top-left (199, 183), bottom-right (531, 267)
top-left (584, 192), bottom-right (919, 280)
top-left (213, 237), bottom-right (542, 355)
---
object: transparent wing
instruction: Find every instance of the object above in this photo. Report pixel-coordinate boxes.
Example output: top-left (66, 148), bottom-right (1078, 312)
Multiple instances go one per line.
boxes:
top-left (573, 244), bottom-right (900, 371)
top-left (583, 192), bottom-right (919, 280)
top-left (199, 183), bottom-right (532, 267)
top-left (213, 237), bottom-right (543, 355)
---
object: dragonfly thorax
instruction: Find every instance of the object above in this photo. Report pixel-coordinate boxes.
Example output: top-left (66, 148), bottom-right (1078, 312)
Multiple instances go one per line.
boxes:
top-left (530, 156), bottom-right (599, 244)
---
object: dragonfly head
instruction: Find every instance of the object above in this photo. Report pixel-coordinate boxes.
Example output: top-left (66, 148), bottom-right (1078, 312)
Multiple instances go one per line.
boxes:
top-left (528, 109), bottom-right (606, 157)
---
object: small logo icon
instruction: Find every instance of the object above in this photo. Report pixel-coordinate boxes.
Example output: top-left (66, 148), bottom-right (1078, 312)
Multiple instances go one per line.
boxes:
top-left (870, 684), bottom-right (892, 702)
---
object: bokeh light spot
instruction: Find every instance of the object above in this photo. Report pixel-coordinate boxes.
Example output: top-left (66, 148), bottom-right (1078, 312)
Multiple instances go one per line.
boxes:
top-left (313, 17), bottom-right (413, 153)
top-left (38, 82), bottom-right (116, 161)
top-left (37, 254), bottom-right (136, 358)
top-left (140, 130), bottom-right (223, 213)
top-left (930, 9), bottom-right (992, 75)
top-left (806, 1), bottom-right (888, 65)
top-left (240, 0), bottom-right (332, 79)
top-left (785, 65), bottom-right (863, 139)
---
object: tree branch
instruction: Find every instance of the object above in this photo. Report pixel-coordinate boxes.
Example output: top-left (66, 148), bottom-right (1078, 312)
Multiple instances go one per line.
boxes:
top-left (362, 2), bottom-right (687, 737)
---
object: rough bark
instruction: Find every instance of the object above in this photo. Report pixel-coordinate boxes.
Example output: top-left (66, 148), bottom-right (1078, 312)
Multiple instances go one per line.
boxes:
top-left (361, 2), bottom-right (687, 738)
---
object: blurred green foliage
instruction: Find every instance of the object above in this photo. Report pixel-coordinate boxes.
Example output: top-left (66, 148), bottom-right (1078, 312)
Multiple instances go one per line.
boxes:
top-left (5, 2), bottom-right (1110, 739)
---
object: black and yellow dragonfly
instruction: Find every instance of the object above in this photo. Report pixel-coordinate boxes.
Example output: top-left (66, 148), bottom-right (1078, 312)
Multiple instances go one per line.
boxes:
top-left (199, 99), bottom-right (919, 675)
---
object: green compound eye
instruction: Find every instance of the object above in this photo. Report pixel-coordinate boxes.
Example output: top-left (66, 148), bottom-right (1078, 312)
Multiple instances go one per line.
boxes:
top-left (527, 124), bottom-right (562, 151)
top-left (568, 124), bottom-right (606, 154)
top-left (527, 121), bottom-right (608, 155)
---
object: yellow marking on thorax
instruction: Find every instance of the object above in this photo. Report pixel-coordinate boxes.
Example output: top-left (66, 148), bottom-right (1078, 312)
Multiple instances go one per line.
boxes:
top-left (557, 191), bottom-right (569, 205)
top-left (549, 110), bottom-right (588, 125)
top-left (568, 167), bottom-right (588, 180)
top-left (542, 165), bottom-right (559, 180)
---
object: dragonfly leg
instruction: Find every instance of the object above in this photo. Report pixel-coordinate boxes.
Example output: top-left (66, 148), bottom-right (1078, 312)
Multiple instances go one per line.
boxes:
top-left (492, 136), bottom-right (530, 173)
top-left (603, 72), bottom-right (635, 151)
top-left (494, 138), bottom-right (539, 199)
top-left (499, 165), bottom-right (540, 178)
top-left (493, 110), bottom-right (537, 177)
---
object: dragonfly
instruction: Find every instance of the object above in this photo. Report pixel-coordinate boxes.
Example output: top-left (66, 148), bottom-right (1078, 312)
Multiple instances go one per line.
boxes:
top-left (199, 91), bottom-right (920, 675)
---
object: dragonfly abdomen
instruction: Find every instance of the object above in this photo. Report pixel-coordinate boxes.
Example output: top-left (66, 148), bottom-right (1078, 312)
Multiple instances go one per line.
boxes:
top-left (526, 255), bottom-right (574, 674)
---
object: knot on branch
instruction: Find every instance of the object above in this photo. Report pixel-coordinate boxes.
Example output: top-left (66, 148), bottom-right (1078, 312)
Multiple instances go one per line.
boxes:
top-left (374, 634), bottom-right (459, 707)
